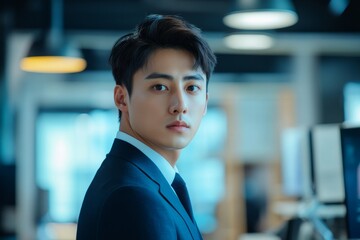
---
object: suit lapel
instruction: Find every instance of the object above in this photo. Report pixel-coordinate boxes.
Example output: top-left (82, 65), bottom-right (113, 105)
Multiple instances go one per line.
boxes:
top-left (108, 139), bottom-right (201, 239)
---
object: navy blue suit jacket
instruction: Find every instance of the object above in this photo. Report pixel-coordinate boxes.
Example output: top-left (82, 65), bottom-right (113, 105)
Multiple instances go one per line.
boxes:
top-left (76, 139), bottom-right (202, 240)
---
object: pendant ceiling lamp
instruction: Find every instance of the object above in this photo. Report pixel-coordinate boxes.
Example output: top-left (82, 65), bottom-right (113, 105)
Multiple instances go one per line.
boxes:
top-left (223, 0), bottom-right (298, 30)
top-left (20, 0), bottom-right (86, 73)
top-left (224, 33), bottom-right (274, 50)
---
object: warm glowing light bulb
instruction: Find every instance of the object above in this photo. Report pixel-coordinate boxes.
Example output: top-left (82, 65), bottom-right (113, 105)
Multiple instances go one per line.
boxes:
top-left (21, 56), bottom-right (87, 73)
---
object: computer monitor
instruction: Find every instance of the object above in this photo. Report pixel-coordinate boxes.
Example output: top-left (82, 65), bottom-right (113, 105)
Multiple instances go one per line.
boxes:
top-left (281, 127), bottom-right (313, 199)
top-left (311, 124), bottom-right (345, 203)
top-left (340, 126), bottom-right (360, 239)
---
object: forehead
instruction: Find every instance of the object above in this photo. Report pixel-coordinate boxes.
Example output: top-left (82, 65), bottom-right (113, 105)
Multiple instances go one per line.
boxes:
top-left (143, 48), bottom-right (202, 73)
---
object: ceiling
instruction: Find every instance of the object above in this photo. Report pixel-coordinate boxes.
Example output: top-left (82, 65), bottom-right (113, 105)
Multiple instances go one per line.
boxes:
top-left (2, 0), bottom-right (360, 75)
top-left (3, 0), bottom-right (359, 33)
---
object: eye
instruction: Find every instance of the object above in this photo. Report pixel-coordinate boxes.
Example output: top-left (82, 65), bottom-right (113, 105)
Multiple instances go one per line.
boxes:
top-left (187, 85), bottom-right (200, 92)
top-left (152, 84), bottom-right (168, 91)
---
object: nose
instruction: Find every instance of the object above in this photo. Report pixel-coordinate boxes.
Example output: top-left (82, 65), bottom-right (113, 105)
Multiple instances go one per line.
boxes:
top-left (169, 90), bottom-right (188, 115)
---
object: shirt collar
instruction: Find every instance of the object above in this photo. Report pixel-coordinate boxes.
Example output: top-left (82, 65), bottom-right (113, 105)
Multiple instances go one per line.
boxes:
top-left (116, 131), bottom-right (177, 185)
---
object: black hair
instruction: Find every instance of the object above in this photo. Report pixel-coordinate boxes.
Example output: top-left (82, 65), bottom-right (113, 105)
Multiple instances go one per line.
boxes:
top-left (109, 14), bottom-right (217, 120)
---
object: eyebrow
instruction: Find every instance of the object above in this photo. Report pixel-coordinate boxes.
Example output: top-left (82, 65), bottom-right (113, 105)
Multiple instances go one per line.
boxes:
top-left (145, 72), bottom-right (205, 81)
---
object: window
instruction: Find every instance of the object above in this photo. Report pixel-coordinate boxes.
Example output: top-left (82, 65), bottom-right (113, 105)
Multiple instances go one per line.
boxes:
top-left (36, 109), bottom-right (118, 222)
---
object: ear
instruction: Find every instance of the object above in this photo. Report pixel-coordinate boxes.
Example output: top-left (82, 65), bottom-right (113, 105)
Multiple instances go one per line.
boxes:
top-left (114, 85), bottom-right (128, 113)
top-left (203, 93), bottom-right (208, 116)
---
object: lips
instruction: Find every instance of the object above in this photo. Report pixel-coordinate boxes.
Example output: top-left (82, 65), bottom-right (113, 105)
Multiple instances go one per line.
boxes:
top-left (166, 121), bottom-right (190, 131)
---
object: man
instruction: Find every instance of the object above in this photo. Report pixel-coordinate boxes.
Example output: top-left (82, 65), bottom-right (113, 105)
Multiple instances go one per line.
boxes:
top-left (76, 14), bottom-right (216, 240)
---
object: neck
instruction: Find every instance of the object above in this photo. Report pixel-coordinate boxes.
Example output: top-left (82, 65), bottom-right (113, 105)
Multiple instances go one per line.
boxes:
top-left (161, 150), bottom-right (181, 167)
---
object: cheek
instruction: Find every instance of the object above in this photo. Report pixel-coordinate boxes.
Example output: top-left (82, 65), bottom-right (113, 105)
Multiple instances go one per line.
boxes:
top-left (191, 100), bottom-right (207, 122)
top-left (195, 97), bottom-right (208, 112)
top-left (130, 96), bottom-right (164, 120)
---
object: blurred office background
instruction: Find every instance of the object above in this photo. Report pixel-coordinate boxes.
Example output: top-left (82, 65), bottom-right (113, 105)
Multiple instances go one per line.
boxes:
top-left (1, 0), bottom-right (360, 239)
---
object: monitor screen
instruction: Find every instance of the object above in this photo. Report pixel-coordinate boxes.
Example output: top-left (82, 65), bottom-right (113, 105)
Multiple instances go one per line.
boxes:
top-left (311, 124), bottom-right (345, 203)
top-left (281, 127), bottom-right (313, 199)
top-left (341, 126), bottom-right (360, 239)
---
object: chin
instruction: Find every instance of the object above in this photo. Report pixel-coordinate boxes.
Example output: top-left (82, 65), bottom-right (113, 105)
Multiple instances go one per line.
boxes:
top-left (165, 140), bottom-right (190, 150)
top-left (173, 141), bottom-right (191, 149)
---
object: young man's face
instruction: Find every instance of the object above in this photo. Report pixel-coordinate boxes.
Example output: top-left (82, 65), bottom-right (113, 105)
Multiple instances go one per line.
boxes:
top-left (115, 48), bottom-right (208, 164)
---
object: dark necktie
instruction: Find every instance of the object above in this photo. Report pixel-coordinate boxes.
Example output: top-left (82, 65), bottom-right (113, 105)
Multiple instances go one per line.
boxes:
top-left (171, 173), bottom-right (194, 220)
